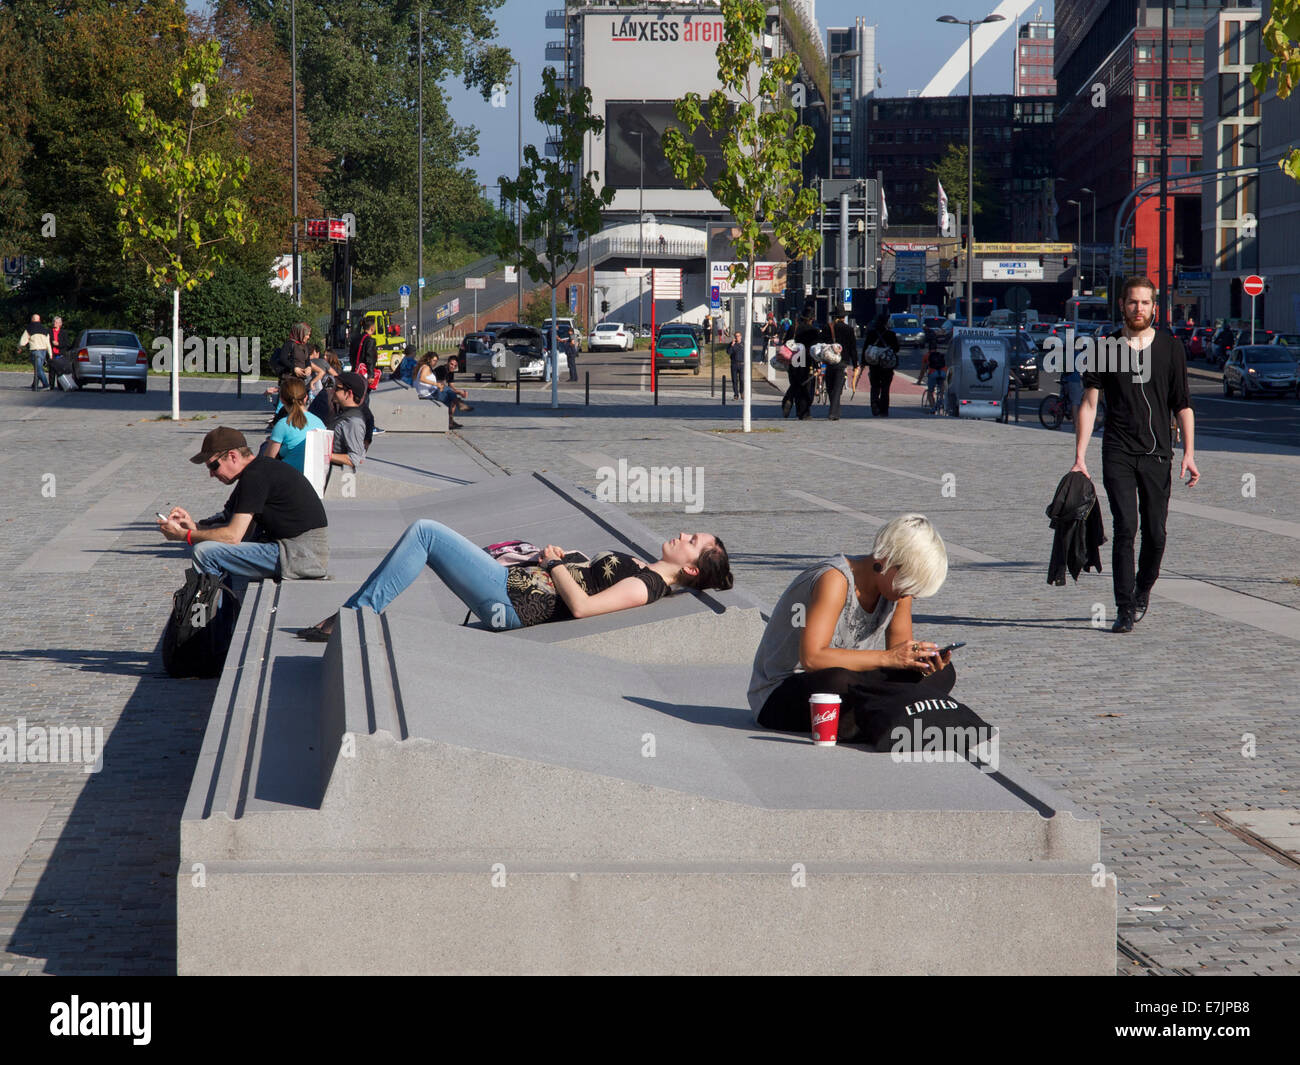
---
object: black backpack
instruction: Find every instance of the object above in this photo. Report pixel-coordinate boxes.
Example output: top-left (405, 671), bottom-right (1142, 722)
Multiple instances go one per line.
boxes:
top-left (161, 570), bottom-right (241, 678)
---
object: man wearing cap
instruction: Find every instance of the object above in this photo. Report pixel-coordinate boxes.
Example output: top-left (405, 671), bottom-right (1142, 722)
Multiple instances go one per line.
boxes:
top-left (326, 371), bottom-right (371, 481)
top-left (158, 426), bottom-right (329, 582)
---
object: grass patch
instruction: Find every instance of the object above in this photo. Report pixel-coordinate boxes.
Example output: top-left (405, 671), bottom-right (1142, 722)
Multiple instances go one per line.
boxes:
top-left (1285, 576), bottom-right (1300, 587)
top-left (710, 427), bottom-right (782, 434)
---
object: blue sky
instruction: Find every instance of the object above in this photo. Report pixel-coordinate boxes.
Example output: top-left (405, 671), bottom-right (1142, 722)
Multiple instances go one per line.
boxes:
top-left (450, 0), bottom-right (1053, 193)
top-left (187, 1), bottom-right (1051, 195)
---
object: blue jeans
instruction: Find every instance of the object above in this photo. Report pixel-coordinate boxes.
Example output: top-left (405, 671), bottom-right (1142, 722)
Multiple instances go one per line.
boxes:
top-left (344, 520), bottom-right (523, 630)
top-left (192, 540), bottom-right (280, 580)
top-left (31, 353), bottom-right (49, 389)
top-left (1062, 376), bottom-right (1083, 415)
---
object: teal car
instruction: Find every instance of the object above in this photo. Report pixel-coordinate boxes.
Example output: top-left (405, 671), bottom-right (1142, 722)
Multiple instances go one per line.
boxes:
top-left (655, 331), bottom-right (701, 373)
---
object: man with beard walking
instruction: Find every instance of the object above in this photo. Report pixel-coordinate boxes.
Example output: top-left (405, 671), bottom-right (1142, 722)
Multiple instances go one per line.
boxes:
top-left (1069, 277), bottom-right (1198, 634)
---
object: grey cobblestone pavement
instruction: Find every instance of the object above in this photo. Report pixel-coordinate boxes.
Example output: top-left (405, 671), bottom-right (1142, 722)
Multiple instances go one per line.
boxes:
top-left (1, 371), bottom-right (1297, 975)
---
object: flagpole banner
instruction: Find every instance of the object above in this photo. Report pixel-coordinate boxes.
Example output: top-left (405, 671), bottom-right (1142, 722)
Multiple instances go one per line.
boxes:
top-left (938, 181), bottom-right (950, 237)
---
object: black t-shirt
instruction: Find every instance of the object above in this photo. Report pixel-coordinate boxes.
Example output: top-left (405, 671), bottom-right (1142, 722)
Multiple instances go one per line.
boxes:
top-left (228, 457), bottom-right (328, 541)
top-left (829, 321), bottom-right (859, 368)
top-left (1082, 331), bottom-right (1190, 459)
top-left (505, 551), bottom-right (670, 627)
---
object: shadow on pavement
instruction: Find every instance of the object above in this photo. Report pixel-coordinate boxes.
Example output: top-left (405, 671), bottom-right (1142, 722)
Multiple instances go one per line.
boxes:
top-left (5, 635), bottom-right (213, 974)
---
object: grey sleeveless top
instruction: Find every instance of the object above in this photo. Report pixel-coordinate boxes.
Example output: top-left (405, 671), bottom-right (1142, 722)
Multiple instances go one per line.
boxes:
top-left (747, 555), bottom-right (897, 717)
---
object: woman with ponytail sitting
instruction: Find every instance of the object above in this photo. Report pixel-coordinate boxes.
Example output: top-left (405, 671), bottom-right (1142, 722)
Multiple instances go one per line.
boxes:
top-left (261, 375), bottom-right (328, 473)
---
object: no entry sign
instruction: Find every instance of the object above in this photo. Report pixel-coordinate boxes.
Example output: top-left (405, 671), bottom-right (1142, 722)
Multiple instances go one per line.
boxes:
top-left (1243, 275), bottom-right (1264, 297)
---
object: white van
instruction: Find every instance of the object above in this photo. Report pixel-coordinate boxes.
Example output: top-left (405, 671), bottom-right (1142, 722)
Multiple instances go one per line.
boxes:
top-left (986, 307), bottom-right (1038, 327)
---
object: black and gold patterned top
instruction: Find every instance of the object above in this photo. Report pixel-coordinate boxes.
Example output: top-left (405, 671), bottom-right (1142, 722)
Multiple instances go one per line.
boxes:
top-left (505, 551), bottom-right (670, 627)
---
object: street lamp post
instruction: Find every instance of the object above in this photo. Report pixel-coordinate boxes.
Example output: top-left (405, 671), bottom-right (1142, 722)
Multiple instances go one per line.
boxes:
top-left (938, 12), bottom-right (1004, 326)
top-left (1067, 199), bottom-right (1082, 296)
top-left (630, 130), bottom-right (645, 335)
top-left (1080, 187), bottom-right (1096, 293)
top-left (291, 0), bottom-right (299, 306)
top-left (514, 60), bottom-right (523, 322)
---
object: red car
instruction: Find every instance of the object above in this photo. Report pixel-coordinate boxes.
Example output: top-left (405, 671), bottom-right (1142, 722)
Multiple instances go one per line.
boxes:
top-left (1187, 327), bottom-right (1213, 359)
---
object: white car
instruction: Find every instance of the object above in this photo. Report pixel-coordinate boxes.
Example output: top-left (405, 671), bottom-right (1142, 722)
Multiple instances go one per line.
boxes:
top-left (588, 321), bottom-right (635, 352)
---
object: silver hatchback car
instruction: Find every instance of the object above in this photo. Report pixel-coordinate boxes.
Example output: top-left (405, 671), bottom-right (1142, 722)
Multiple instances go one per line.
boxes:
top-left (72, 329), bottom-right (149, 392)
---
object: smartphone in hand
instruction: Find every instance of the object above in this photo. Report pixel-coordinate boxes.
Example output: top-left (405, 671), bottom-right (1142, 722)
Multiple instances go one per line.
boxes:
top-left (938, 641), bottom-right (966, 656)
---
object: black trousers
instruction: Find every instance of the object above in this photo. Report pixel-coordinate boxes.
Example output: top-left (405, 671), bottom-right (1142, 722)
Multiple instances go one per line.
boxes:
top-left (785, 364), bottom-right (814, 417)
top-left (824, 363), bottom-right (846, 418)
top-left (1101, 449), bottom-right (1171, 611)
top-left (730, 365), bottom-right (744, 397)
top-left (868, 366), bottom-right (894, 415)
top-left (757, 664), bottom-right (974, 748)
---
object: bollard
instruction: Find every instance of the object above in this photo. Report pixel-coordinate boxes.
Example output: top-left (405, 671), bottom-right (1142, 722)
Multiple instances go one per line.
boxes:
top-left (100, 353), bottom-right (106, 392)
top-left (236, 361), bottom-right (242, 399)
top-left (515, 367), bottom-right (520, 405)
top-left (585, 371), bottom-right (590, 407)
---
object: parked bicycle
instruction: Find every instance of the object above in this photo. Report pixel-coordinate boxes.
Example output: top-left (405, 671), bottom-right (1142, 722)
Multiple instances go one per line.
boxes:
top-left (1040, 391), bottom-right (1106, 431)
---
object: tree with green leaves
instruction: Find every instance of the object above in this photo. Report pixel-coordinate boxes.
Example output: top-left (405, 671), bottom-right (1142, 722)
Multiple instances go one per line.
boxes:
top-left (500, 66), bottom-right (614, 408)
top-left (241, 0), bottom-right (513, 283)
top-left (1251, 0), bottom-right (1300, 184)
top-left (925, 144), bottom-right (991, 222)
top-left (661, 0), bottom-right (821, 432)
top-left (105, 39), bottom-right (259, 419)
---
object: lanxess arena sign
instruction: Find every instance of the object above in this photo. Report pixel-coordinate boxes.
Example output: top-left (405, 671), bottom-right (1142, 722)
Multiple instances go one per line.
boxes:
top-left (609, 17), bottom-right (724, 43)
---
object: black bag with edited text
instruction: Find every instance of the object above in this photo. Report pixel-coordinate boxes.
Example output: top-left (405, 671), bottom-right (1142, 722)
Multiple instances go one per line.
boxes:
top-left (161, 570), bottom-right (240, 678)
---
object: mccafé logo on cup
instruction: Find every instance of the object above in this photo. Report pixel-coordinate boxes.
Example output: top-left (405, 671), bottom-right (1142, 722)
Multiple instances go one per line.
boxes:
top-left (809, 694), bottom-right (841, 747)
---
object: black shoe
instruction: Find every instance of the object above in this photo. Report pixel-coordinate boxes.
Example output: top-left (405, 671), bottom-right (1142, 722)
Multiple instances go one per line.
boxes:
top-left (828, 415), bottom-right (840, 421)
top-left (371, 425), bottom-right (386, 435)
top-left (781, 397), bottom-right (793, 418)
top-left (1133, 590), bottom-right (1150, 623)
top-left (1112, 609), bottom-right (1134, 634)
top-left (449, 418), bottom-right (463, 429)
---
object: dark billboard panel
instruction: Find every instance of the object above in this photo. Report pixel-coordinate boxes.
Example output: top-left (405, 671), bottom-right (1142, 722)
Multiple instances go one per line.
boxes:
top-left (605, 101), bottom-right (727, 190)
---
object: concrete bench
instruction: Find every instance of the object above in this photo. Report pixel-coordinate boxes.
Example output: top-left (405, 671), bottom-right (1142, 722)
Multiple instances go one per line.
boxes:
top-left (367, 377), bottom-right (449, 433)
top-left (178, 473), bottom-right (1115, 975)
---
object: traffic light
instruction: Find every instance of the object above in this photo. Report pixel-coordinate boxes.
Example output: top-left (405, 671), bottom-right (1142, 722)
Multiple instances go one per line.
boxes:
top-left (676, 299), bottom-right (684, 313)
top-left (601, 300), bottom-right (610, 314)
top-left (1038, 255), bottom-right (1045, 267)
top-left (1062, 256), bottom-right (1069, 268)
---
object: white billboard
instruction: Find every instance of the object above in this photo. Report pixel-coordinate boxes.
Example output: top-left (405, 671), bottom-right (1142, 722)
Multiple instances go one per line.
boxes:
top-left (582, 8), bottom-right (737, 214)
top-left (983, 260), bottom-right (1045, 281)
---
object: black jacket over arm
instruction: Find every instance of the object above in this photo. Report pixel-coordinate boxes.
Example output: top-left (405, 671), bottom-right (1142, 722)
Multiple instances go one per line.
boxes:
top-left (1046, 471), bottom-right (1107, 585)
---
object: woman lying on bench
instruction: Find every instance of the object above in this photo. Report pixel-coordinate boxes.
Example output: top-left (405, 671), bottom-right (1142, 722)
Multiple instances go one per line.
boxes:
top-left (749, 513), bottom-right (992, 749)
top-left (297, 519), bottom-right (734, 640)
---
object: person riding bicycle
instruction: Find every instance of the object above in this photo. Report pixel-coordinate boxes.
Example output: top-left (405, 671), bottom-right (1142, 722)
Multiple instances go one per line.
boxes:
top-left (1060, 363), bottom-right (1083, 419)
top-left (917, 346), bottom-right (947, 410)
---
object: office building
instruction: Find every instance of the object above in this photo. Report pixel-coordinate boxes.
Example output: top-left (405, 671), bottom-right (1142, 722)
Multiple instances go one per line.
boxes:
top-left (1015, 19), bottom-right (1057, 96)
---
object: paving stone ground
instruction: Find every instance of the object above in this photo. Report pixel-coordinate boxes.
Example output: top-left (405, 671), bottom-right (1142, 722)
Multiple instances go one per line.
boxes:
top-left (1, 371), bottom-right (1297, 975)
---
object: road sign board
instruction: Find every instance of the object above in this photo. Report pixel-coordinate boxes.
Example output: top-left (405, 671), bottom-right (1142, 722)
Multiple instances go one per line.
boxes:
top-left (842, 287), bottom-right (853, 311)
top-left (504, 266), bottom-right (517, 283)
top-left (399, 293), bottom-right (409, 309)
top-left (398, 284), bottom-right (411, 296)
top-left (465, 277), bottom-right (486, 290)
top-left (418, 277), bottom-right (426, 289)
top-left (983, 260), bottom-right (1044, 281)
top-left (652, 268), bottom-right (682, 300)
top-left (1004, 285), bottom-right (1032, 313)
top-left (894, 251), bottom-right (926, 295)
top-left (1243, 274), bottom-right (1265, 297)
top-left (568, 284), bottom-right (578, 312)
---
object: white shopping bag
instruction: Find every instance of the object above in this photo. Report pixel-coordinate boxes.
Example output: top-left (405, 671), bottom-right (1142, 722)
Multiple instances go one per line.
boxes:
top-left (303, 428), bottom-right (333, 499)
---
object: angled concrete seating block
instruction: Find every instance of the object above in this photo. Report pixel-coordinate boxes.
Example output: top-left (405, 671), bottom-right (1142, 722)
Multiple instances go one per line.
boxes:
top-left (178, 472), bottom-right (1116, 974)
top-left (367, 378), bottom-right (449, 433)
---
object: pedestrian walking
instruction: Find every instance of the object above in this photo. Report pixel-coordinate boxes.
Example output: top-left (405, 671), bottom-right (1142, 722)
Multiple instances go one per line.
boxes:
top-left (824, 308), bottom-right (858, 421)
top-left (1070, 276), bottom-right (1198, 634)
top-left (19, 314), bottom-right (52, 390)
top-left (565, 335), bottom-right (578, 382)
top-left (861, 312), bottom-right (901, 416)
top-left (703, 313), bottom-right (713, 346)
top-left (781, 311), bottom-right (821, 420)
top-left (727, 330), bottom-right (745, 400)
